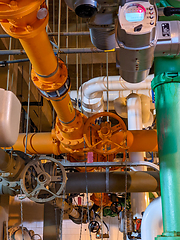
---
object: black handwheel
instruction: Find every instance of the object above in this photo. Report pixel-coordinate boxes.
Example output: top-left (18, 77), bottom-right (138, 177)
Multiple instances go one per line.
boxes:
top-left (89, 221), bottom-right (100, 233)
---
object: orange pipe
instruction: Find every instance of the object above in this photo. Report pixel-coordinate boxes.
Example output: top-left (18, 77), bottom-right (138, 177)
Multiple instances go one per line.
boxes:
top-left (0, 0), bottom-right (77, 127)
top-left (0, 0), bottom-right (85, 151)
top-left (12, 130), bottom-right (158, 155)
top-left (52, 95), bottom-right (76, 127)
top-left (13, 132), bottom-right (55, 155)
top-left (129, 130), bottom-right (158, 152)
top-left (20, 31), bottom-right (58, 78)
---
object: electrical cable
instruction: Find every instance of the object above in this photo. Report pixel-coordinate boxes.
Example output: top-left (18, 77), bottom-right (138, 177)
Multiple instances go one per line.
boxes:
top-left (95, 213), bottom-right (109, 233)
top-left (164, 7), bottom-right (180, 16)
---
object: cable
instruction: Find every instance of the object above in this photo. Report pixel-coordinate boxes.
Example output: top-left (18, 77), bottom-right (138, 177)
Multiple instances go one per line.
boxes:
top-left (164, 7), bottom-right (180, 16)
top-left (95, 213), bottom-right (109, 233)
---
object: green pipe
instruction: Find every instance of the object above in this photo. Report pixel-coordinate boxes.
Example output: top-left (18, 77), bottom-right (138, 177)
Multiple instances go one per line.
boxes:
top-left (153, 1), bottom-right (180, 238)
top-left (152, 72), bottom-right (180, 239)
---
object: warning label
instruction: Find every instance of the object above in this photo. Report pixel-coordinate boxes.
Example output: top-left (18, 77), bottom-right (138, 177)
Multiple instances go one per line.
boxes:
top-left (161, 23), bottom-right (170, 37)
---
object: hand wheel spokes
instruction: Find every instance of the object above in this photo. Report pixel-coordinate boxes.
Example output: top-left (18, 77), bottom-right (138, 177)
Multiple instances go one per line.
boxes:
top-left (20, 156), bottom-right (67, 203)
top-left (84, 112), bottom-right (127, 155)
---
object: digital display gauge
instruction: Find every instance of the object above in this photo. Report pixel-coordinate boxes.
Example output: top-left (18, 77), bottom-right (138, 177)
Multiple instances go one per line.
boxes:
top-left (125, 4), bottom-right (146, 22)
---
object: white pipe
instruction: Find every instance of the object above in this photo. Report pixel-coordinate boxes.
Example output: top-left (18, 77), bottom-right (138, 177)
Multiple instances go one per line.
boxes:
top-left (13, 229), bottom-right (31, 240)
top-left (69, 74), bottom-right (154, 116)
top-left (141, 197), bottom-right (163, 240)
top-left (127, 93), bottom-right (142, 130)
top-left (80, 75), bottom-right (153, 99)
top-left (127, 93), bottom-right (149, 219)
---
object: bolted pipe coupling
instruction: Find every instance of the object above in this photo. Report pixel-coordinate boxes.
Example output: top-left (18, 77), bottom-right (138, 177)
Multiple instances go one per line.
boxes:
top-left (38, 76), bottom-right (70, 100)
top-left (31, 58), bottom-right (70, 100)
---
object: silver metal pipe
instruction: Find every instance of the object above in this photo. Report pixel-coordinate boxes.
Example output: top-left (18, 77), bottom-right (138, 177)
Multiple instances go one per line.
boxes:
top-left (106, 52), bottom-right (109, 122)
top-left (80, 53), bottom-right (83, 113)
top-left (0, 32), bottom-right (90, 38)
top-left (0, 48), bottom-right (104, 56)
top-left (0, 59), bottom-right (29, 65)
top-left (58, 0), bottom-right (62, 52)
top-left (25, 63), bottom-right (31, 154)
top-left (60, 160), bottom-right (159, 171)
top-left (66, 5), bottom-right (69, 65)
top-left (6, 37), bottom-right (12, 90)
top-left (66, 171), bottom-right (160, 193)
top-left (76, 16), bottom-right (79, 110)
top-left (59, 48), bottom-right (104, 54)
top-left (46, 0), bottom-right (49, 32)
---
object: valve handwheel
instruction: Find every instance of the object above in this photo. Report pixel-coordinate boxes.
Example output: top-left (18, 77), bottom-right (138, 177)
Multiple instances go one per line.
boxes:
top-left (20, 156), bottom-right (67, 203)
top-left (89, 221), bottom-right (100, 233)
top-left (84, 112), bottom-right (127, 155)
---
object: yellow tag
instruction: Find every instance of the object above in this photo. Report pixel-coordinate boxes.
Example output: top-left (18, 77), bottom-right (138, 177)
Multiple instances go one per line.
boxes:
top-left (104, 48), bottom-right (115, 52)
top-left (68, 101), bottom-right (73, 113)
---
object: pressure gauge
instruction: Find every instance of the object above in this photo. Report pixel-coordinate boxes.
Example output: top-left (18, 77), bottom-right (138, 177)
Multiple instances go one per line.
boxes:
top-left (125, 3), bottom-right (146, 22)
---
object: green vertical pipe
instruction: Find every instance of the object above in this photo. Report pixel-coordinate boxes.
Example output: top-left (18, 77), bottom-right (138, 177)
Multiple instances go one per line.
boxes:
top-left (152, 70), bottom-right (180, 239)
top-left (153, 0), bottom-right (180, 237)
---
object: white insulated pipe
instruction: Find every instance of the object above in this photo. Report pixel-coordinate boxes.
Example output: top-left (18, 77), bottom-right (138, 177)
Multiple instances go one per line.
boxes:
top-left (127, 93), bottom-right (150, 219)
top-left (69, 74), bottom-right (154, 116)
top-left (80, 75), bottom-right (153, 99)
top-left (141, 197), bottom-right (163, 240)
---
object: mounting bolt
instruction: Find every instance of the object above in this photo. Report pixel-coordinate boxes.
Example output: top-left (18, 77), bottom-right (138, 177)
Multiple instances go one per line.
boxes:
top-left (37, 8), bottom-right (48, 20)
top-left (33, 76), bottom-right (39, 82)
top-left (10, 1), bottom-right (17, 7)
top-left (26, 25), bottom-right (33, 32)
top-left (10, 26), bottom-right (16, 32)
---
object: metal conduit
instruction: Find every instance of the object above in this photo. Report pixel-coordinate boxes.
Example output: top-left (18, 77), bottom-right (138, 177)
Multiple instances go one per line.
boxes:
top-left (0, 32), bottom-right (90, 38)
top-left (0, 59), bottom-right (29, 65)
top-left (0, 48), bottom-right (105, 56)
top-left (61, 160), bottom-right (160, 171)
top-left (65, 171), bottom-right (160, 193)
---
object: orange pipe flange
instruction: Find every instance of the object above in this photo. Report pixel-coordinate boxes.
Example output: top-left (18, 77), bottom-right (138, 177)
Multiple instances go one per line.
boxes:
top-left (55, 111), bottom-right (87, 153)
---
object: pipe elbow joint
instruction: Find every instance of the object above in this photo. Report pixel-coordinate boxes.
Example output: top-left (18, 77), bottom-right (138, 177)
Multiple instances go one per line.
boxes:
top-left (0, 1), bottom-right (48, 39)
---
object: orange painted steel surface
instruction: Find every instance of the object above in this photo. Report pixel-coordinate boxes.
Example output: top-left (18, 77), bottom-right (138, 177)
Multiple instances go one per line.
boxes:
top-left (55, 111), bottom-right (87, 153)
top-left (13, 132), bottom-right (56, 155)
top-left (0, 0), bottom-right (85, 153)
top-left (129, 130), bottom-right (158, 152)
top-left (53, 96), bottom-right (76, 128)
top-left (12, 129), bottom-right (158, 155)
top-left (83, 112), bottom-right (129, 155)
top-left (0, 1), bottom-right (158, 157)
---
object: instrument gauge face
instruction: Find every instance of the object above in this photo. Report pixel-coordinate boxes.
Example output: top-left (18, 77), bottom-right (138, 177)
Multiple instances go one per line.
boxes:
top-left (125, 3), bottom-right (146, 22)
